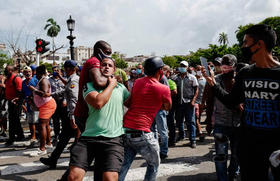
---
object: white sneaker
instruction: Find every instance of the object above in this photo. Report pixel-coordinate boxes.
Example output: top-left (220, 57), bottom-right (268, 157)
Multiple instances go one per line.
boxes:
top-left (29, 149), bottom-right (47, 157)
top-left (45, 144), bottom-right (53, 149)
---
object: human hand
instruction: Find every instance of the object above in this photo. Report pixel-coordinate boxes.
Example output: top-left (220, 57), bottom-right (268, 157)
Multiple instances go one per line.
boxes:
top-left (201, 65), bottom-right (216, 87)
top-left (70, 119), bottom-right (78, 129)
top-left (108, 75), bottom-right (117, 88)
top-left (11, 98), bottom-right (19, 105)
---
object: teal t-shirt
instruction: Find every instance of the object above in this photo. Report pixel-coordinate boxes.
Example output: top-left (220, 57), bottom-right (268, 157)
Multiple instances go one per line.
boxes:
top-left (82, 82), bottom-right (130, 138)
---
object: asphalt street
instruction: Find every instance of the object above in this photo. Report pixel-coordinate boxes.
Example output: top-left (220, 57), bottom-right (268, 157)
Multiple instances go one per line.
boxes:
top-left (0, 119), bottom-right (219, 181)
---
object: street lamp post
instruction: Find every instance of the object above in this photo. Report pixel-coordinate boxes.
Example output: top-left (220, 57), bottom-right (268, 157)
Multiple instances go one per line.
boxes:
top-left (67, 15), bottom-right (76, 60)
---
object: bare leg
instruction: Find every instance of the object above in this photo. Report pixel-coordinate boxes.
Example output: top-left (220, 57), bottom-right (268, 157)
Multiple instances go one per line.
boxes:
top-left (46, 124), bottom-right (52, 145)
top-left (103, 172), bottom-right (118, 181)
top-left (29, 123), bottom-right (36, 140)
top-left (68, 166), bottom-right (86, 181)
top-left (39, 119), bottom-right (49, 151)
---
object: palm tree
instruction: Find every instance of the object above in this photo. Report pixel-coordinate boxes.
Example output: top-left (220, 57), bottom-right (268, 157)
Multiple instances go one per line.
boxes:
top-left (44, 18), bottom-right (60, 64)
top-left (218, 32), bottom-right (229, 46)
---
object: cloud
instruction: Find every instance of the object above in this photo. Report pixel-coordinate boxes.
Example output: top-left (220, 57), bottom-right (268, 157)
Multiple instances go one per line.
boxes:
top-left (0, 0), bottom-right (279, 57)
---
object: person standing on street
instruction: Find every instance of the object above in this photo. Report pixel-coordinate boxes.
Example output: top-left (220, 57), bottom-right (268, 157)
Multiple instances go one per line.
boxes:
top-left (202, 24), bottom-right (280, 181)
top-left (29, 65), bottom-right (57, 156)
top-left (173, 61), bottom-right (198, 148)
top-left (49, 66), bottom-right (67, 144)
top-left (119, 57), bottom-right (172, 181)
top-left (4, 65), bottom-right (24, 145)
top-left (40, 60), bottom-right (79, 169)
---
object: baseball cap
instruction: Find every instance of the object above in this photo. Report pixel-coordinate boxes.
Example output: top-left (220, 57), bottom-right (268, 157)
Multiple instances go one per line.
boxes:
top-left (213, 57), bottom-right (222, 66)
top-left (30, 65), bottom-right (37, 71)
top-left (23, 66), bottom-right (32, 72)
top-left (64, 60), bottom-right (77, 68)
top-left (180, 61), bottom-right (189, 67)
top-left (221, 54), bottom-right (237, 66)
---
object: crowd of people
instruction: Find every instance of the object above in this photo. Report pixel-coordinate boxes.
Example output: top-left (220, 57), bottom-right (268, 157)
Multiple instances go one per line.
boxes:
top-left (0, 24), bottom-right (279, 181)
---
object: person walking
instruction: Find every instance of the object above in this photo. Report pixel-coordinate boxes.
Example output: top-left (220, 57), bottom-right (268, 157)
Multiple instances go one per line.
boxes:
top-left (119, 57), bottom-right (171, 181)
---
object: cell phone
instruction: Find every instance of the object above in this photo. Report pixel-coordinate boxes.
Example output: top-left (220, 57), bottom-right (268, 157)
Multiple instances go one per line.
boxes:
top-left (200, 57), bottom-right (210, 76)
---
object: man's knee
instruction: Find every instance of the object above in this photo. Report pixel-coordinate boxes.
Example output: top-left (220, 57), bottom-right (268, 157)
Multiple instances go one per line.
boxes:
top-left (103, 171), bottom-right (118, 181)
top-left (68, 166), bottom-right (85, 181)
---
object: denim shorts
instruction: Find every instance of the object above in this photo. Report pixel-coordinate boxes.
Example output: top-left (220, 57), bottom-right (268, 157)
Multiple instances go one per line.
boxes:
top-left (26, 111), bottom-right (39, 124)
top-left (69, 135), bottom-right (124, 172)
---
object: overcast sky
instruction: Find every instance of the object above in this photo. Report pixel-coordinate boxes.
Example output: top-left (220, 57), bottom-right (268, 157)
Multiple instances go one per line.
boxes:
top-left (0, 0), bottom-right (279, 57)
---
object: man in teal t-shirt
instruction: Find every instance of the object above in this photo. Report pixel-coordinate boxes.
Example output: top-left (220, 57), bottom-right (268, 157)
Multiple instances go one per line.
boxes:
top-left (68, 57), bottom-right (130, 181)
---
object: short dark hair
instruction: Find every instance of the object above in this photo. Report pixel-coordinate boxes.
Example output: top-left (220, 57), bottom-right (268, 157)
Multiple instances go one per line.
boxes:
top-left (93, 40), bottom-right (111, 56)
top-left (245, 24), bottom-right (277, 52)
top-left (36, 65), bottom-right (46, 76)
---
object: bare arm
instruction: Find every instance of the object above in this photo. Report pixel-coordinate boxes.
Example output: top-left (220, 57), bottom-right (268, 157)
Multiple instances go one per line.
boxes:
top-left (191, 86), bottom-right (199, 106)
top-left (85, 76), bottom-right (117, 109)
top-left (30, 78), bottom-right (51, 97)
top-left (89, 67), bottom-right (108, 89)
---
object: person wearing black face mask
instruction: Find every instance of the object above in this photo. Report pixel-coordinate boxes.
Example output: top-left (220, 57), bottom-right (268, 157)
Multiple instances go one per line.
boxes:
top-left (202, 24), bottom-right (280, 181)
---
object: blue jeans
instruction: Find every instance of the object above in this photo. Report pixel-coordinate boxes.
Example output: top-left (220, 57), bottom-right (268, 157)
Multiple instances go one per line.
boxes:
top-left (151, 110), bottom-right (168, 155)
top-left (175, 103), bottom-right (196, 141)
top-left (119, 132), bottom-right (160, 181)
top-left (214, 126), bottom-right (239, 181)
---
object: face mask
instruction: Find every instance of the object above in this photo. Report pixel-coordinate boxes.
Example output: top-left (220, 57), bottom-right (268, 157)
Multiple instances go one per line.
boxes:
top-left (136, 69), bottom-right (142, 75)
top-left (178, 67), bottom-right (186, 73)
top-left (53, 71), bottom-right (58, 77)
top-left (191, 70), bottom-right (196, 75)
top-left (196, 71), bottom-right (202, 76)
top-left (241, 42), bottom-right (259, 62)
top-left (97, 48), bottom-right (111, 61)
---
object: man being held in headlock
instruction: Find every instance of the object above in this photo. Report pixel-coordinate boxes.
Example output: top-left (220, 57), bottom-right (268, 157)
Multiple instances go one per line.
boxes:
top-left (57, 40), bottom-right (112, 180)
top-left (202, 24), bottom-right (280, 181)
top-left (68, 57), bottom-right (129, 181)
top-left (119, 57), bottom-right (172, 181)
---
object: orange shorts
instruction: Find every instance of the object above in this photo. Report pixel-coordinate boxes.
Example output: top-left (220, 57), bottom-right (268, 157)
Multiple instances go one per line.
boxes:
top-left (39, 98), bottom-right (57, 120)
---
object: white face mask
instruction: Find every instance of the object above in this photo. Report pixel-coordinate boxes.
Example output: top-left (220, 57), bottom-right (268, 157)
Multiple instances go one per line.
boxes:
top-left (196, 71), bottom-right (202, 76)
top-left (191, 70), bottom-right (196, 75)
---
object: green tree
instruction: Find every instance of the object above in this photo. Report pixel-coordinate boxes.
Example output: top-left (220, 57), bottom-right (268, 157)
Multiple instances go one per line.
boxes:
top-left (0, 54), bottom-right (13, 71)
top-left (218, 32), bottom-right (229, 46)
top-left (112, 52), bottom-right (128, 69)
top-left (162, 56), bottom-right (178, 68)
top-left (235, 16), bottom-right (280, 59)
top-left (44, 18), bottom-right (61, 64)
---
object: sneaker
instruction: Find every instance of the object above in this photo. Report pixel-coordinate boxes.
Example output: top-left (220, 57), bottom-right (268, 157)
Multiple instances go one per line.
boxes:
top-left (29, 139), bottom-right (39, 148)
top-left (160, 153), bottom-right (168, 160)
top-left (46, 144), bottom-right (53, 149)
top-left (190, 141), bottom-right (196, 149)
top-left (29, 149), bottom-right (47, 157)
top-left (40, 157), bottom-right (57, 169)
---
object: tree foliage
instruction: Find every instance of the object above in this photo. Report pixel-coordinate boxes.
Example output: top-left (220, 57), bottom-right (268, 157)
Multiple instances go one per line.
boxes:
top-left (0, 54), bottom-right (13, 70)
top-left (112, 52), bottom-right (128, 69)
top-left (218, 32), bottom-right (229, 45)
top-left (235, 16), bottom-right (280, 59)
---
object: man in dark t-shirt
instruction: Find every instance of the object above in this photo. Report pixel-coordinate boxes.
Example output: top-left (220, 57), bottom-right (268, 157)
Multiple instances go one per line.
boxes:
top-left (203, 24), bottom-right (280, 181)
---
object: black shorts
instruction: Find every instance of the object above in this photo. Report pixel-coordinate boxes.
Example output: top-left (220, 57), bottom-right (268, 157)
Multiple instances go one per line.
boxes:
top-left (69, 136), bottom-right (124, 172)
